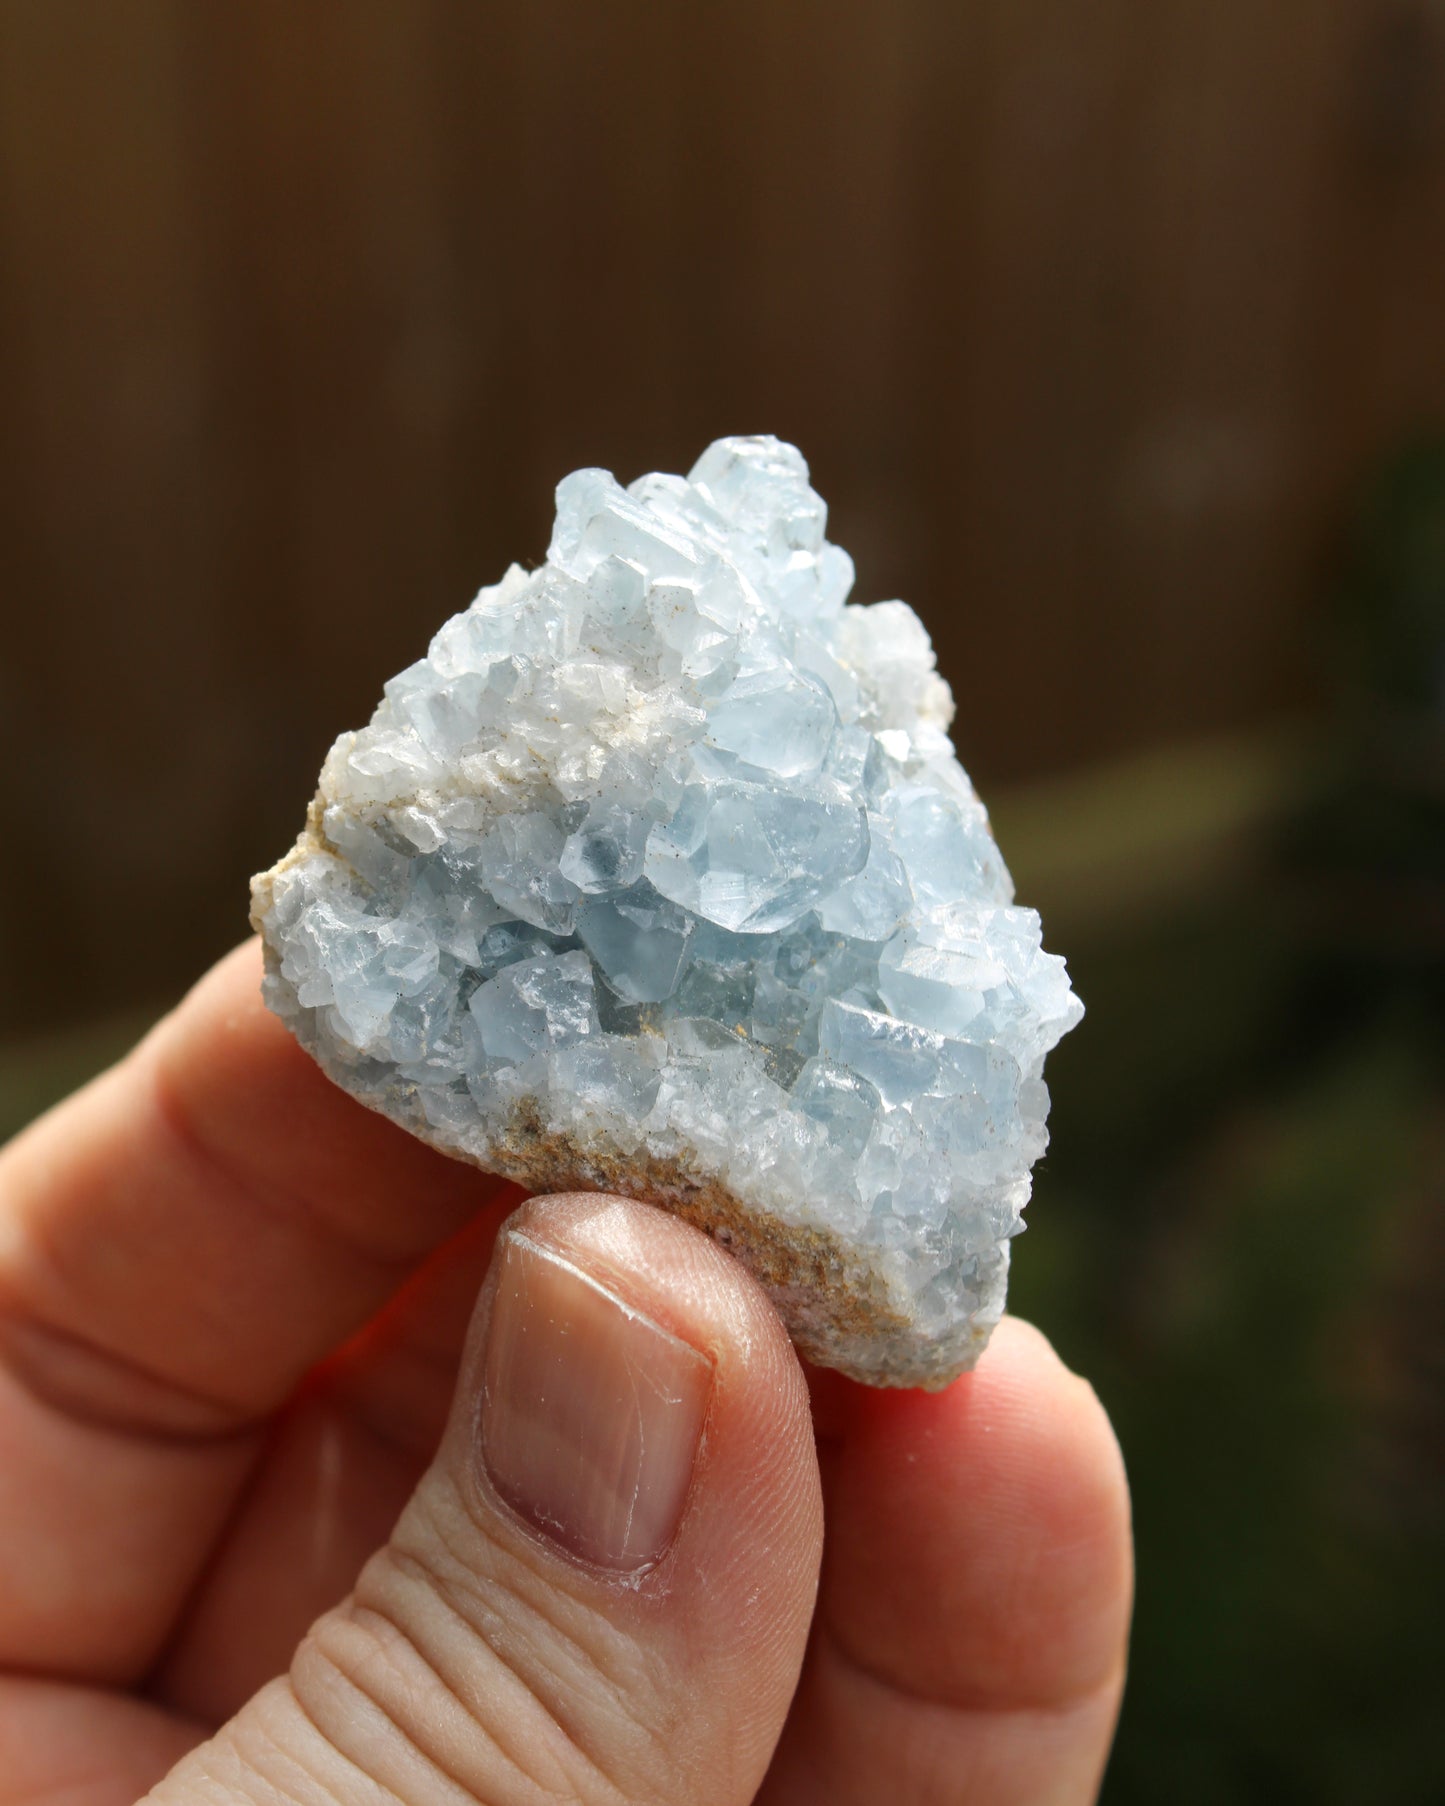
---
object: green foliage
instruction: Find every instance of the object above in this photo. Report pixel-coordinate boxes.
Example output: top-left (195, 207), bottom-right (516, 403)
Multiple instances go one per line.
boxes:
top-left (1016, 888), bottom-right (1442, 1803)
top-left (1337, 437), bottom-right (1445, 719)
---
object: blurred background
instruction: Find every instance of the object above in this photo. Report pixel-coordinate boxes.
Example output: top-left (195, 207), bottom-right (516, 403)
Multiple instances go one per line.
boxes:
top-left (1, 2), bottom-right (1442, 1798)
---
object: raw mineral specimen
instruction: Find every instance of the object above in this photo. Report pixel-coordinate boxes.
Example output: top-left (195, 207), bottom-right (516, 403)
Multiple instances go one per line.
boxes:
top-left (251, 437), bottom-right (1082, 1386)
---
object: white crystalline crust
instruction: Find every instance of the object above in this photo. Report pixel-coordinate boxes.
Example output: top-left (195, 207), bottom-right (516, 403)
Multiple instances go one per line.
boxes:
top-left (251, 437), bottom-right (1082, 1386)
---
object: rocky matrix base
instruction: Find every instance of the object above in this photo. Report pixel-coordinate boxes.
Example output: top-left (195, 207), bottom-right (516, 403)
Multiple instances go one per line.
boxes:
top-left (251, 437), bottom-right (1082, 1386)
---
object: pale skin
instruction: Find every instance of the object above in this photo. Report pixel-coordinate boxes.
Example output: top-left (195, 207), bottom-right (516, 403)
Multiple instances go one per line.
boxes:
top-left (0, 941), bottom-right (1132, 1805)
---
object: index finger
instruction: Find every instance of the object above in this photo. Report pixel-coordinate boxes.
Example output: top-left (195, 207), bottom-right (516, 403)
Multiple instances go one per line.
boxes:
top-left (766, 1319), bottom-right (1133, 1803)
top-left (0, 939), bottom-right (503, 1682)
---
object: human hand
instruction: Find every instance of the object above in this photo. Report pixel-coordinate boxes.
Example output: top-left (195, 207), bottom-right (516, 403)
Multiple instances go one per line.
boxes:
top-left (0, 941), bottom-right (1131, 1805)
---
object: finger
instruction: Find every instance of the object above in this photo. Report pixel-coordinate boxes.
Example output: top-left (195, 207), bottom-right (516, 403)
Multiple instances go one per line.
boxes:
top-left (762, 1318), bottom-right (1132, 1805)
top-left (0, 1677), bottom-right (201, 1806)
top-left (0, 939), bottom-right (502, 1680)
top-left (148, 1195), bottom-right (824, 1806)
top-left (154, 1210), bottom-right (505, 1721)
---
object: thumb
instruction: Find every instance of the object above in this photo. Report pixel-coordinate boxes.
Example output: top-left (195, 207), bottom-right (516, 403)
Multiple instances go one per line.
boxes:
top-left (147, 1194), bottom-right (824, 1806)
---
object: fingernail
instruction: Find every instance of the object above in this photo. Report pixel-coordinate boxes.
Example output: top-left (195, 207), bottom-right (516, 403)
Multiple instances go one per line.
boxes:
top-left (480, 1231), bottom-right (713, 1572)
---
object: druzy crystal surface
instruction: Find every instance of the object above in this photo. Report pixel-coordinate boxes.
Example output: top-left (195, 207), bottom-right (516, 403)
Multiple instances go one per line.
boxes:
top-left (251, 437), bottom-right (1082, 1386)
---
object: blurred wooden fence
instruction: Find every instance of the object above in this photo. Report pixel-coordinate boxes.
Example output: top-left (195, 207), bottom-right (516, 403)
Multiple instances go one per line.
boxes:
top-left (2, 0), bottom-right (1443, 1033)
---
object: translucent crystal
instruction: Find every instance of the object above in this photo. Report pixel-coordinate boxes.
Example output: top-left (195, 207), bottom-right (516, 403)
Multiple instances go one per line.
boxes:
top-left (251, 436), bottom-right (1083, 1387)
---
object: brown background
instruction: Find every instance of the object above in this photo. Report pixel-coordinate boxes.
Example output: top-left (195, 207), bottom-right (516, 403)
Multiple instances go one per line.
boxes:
top-left (2, 0), bottom-right (1443, 1035)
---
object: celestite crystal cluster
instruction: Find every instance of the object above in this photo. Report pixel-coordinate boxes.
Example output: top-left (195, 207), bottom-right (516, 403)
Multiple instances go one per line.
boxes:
top-left (252, 437), bottom-right (1082, 1385)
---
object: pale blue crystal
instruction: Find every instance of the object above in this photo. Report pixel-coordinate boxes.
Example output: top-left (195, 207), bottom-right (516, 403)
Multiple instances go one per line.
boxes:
top-left (470, 948), bottom-right (598, 1065)
top-left (576, 888), bottom-right (693, 1005)
top-left (793, 1056), bottom-right (880, 1159)
top-left (643, 776), bottom-right (868, 934)
top-left (479, 813), bottom-right (580, 934)
top-left (706, 665), bottom-right (838, 775)
top-left (252, 435), bottom-right (1083, 1386)
top-left (559, 802), bottom-right (649, 893)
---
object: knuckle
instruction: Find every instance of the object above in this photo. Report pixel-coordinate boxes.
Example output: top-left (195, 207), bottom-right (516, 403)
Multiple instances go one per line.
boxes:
top-left (288, 1488), bottom-right (672, 1806)
top-left (150, 1676), bottom-right (398, 1806)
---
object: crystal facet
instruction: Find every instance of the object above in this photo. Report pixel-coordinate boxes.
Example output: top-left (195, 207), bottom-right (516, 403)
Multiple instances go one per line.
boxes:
top-left (251, 436), bottom-right (1083, 1386)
